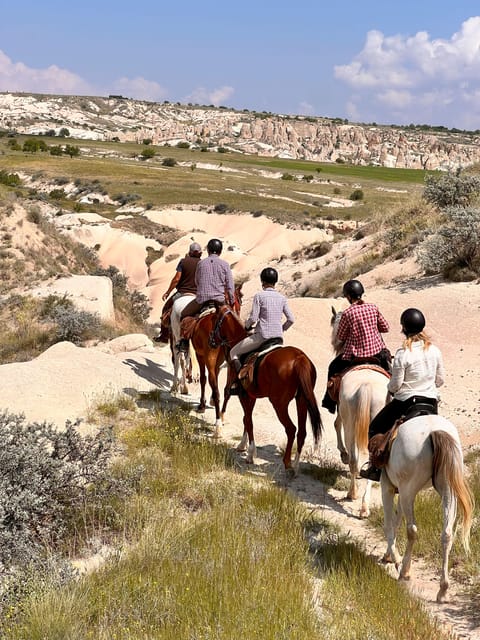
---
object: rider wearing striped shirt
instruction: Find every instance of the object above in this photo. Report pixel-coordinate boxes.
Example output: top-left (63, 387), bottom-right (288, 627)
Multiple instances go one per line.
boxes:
top-left (322, 279), bottom-right (390, 414)
top-left (229, 267), bottom-right (294, 392)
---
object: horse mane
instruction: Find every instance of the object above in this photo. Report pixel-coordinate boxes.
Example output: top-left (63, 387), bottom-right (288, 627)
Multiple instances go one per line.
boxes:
top-left (330, 307), bottom-right (344, 355)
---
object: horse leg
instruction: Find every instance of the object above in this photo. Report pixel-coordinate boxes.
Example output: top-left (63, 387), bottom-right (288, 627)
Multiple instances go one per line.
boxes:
top-left (293, 395), bottom-right (308, 475)
top-left (197, 358), bottom-right (207, 413)
top-left (220, 365), bottom-right (236, 420)
top-left (179, 352), bottom-right (189, 395)
top-left (238, 395), bottom-right (256, 462)
top-left (206, 361), bottom-right (222, 432)
top-left (380, 474), bottom-right (403, 567)
top-left (170, 348), bottom-right (180, 394)
top-left (334, 412), bottom-right (348, 464)
top-left (436, 482), bottom-right (456, 603)
top-left (271, 400), bottom-right (297, 476)
top-left (360, 479), bottom-right (373, 519)
top-left (398, 491), bottom-right (417, 581)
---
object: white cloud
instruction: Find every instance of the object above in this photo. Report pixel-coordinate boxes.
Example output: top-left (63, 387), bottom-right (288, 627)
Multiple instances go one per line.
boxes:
top-left (109, 77), bottom-right (167, 101)
top-left (0, 49), bottom-right (168, 103)
top-left (183, 85), bottom-right (234, 106)
top-left (0, 49), bottom-right (92, 95)
top-left (297, 101), bottom-right (315, 116)
top-left (334, 17), bottom-right (480, 128)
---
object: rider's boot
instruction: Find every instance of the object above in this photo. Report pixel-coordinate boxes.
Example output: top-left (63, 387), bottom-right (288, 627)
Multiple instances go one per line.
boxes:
top-left (229, 359), bottom-right (242, 395)
top-left (359, 463), bottom-right (382, 482)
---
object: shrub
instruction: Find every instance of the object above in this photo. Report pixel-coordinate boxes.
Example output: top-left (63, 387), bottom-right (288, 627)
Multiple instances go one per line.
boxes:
top-left (50, 306), bottom-right (101, 343)
top-left (0, 171), bottom-right (21, 187)
top-left (176, 141), bottom-right (190, 148)
top-left (423, 173), bottom-right (480, 209)
top-left (129, 289), bottom-right (152, 322)
top-left (161, 157), bottom-right (177, 167)
top-left (350, 189), bottom-right (364, 201)
top-left (0, 411), bottom-right (118, 568)
top-left (281, 173), bottom-right (295, 181)
top-left (64, 144), bottom-right (80, 158)
top-left (140, 147), bottom-right (156, 160)
top-left (417, 206), bottom-right (480, 279)
top-left (214, 203), bottom-right (229, 213)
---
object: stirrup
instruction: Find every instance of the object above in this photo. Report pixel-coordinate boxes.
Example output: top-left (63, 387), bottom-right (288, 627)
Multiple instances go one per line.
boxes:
top-left (176, 339), bottom-right (189, 353)
top-left (359, 464), bottom-right (381, 482)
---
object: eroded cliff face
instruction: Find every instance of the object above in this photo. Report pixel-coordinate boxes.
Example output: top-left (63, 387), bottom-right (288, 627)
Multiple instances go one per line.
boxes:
top-left (1, 92), bottom-right (479, 170)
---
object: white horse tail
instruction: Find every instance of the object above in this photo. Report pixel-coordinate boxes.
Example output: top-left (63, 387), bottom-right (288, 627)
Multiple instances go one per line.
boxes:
top-left (353, 383), bottom-right (371, 452)
top-left (431, 430), bottom-right (474, 553)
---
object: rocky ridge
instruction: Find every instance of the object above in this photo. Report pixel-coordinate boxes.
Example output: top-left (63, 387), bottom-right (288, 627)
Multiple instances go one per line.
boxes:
top-left (1, 92), bottom-right (480, 171)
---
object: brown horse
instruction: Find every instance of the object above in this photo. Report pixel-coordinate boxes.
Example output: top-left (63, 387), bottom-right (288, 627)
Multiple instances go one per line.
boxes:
top-left (211, 304), bottom-right (323, 474)
top-left (189, 285), bottom-right (243, 433)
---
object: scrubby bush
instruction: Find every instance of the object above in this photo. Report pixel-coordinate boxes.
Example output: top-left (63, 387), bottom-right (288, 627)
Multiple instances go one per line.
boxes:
top-left (350, 189), bottom-right (364, 201)
top-left (417, 206), bottom-right (480, 279)
top-left (213, 203), bottom-right (229, 213)
top-left (0, 411), bottom-right (118, 568)
top-left (50, 306), bottom-right (101, 343)
top-left (129, 289), bottom-right (152, 322)
top-left (423, 173), bottom-right (480, 208)
top-left (0, 170), bottom-right (21, 187)
top-left (161, 157), bottom-right (177, 167)
top-left (140, 147), bottom-right (156, 160)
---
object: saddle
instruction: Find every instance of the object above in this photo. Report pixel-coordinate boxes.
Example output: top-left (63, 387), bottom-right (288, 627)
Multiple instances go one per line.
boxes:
top-left (238, 338), bottom-right (283, 391)
top-left (327, 363), bottom-right (391, 403)
top-left (180, 302), bottom-right (217, 340)
top-left (369, 401), bottom-right (438, 469)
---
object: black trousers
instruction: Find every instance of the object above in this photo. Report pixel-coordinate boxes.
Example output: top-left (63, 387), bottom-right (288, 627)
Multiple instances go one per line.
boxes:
top-left (368, 396), bottom-right (438, 440)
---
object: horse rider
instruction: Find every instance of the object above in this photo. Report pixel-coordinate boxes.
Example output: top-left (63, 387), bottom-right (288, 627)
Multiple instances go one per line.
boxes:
top-left (360, 307), bottom-right (445, 481)
top-left (155, 241), bottom-right (202, 343)
top-left (228, 267), bottom-right (294, 394)
top-left (178, 238), bottom-right (235, 350)
top-left (321, 279), bottom-right (391, 414)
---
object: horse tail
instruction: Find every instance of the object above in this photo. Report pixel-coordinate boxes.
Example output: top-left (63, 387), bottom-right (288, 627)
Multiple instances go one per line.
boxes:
top-left (431, 430), bottom-right (474, 553)
top-left (296, 356), bottom-right (323, 446)
top-left (355, 383), bottom-right (371, 452)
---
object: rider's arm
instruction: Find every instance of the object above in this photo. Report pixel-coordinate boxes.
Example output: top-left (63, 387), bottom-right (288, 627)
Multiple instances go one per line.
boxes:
top-left (282, 301), bottom-right (294, 332)
top-left (245, 295), bottom-right (260, 331)
top-left (377, 309), bottom-right (389, 333)
top-left (162, 271), bottom-right (181, 301)
top-left (387, 350), bottom-right (405, 395)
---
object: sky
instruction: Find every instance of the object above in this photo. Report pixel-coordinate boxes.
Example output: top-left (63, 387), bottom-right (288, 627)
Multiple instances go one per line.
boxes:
top-left (2, 1), bottom-right (480, 130)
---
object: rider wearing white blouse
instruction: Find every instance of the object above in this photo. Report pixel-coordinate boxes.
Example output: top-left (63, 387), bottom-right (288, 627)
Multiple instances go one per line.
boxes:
top-left (361, 308), bottom-right (445, 481)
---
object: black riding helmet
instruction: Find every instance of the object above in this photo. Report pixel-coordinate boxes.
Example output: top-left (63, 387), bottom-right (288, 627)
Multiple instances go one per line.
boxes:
top-left (342, 279), bottom-right (364, 299)
top-left (260, 267), bottom-right (278, 285)
top-left (207, 238), bottom-right (223, 255)
top-left (400, 308), bottom-right (425, 336)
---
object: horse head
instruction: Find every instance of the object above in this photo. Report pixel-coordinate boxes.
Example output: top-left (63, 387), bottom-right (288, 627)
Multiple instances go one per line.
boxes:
top-left (331, 306), bottom-right (344, 355)
top-left (233, 283), bottom-right (243, 314)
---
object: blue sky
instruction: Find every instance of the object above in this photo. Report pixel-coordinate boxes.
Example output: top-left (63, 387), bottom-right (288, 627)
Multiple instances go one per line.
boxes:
top-left (2, 1), bottom-right (480, 129)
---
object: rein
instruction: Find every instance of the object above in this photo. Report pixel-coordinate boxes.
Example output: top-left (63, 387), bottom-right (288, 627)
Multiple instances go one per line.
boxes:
top-left (209, 306), bottom-right (234, 349)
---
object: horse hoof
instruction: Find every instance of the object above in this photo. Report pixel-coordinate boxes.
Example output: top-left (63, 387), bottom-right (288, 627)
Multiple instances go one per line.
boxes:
top-left (196, 406), bottom-right (206, 414)
top-left (285, 468), bottom-right (296, 481)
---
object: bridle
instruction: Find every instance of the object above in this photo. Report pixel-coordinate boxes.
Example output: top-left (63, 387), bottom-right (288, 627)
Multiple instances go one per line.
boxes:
top-left (209, 305), bottom-right (234, 350)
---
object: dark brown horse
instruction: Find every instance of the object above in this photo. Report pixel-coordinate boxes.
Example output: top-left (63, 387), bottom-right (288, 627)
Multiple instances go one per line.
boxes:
top-left (211, 304), bottom-right (323, 474)
top-left (189, 285), bottom-right (243, 433)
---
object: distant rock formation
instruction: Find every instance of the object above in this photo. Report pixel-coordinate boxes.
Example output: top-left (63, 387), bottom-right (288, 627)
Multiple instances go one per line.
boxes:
top-left (1, 92), bottom-right (480, 171)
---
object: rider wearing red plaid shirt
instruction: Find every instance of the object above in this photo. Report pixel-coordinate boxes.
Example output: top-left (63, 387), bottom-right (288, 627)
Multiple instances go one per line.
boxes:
top-left (322, 279), bottom-right (391, 414)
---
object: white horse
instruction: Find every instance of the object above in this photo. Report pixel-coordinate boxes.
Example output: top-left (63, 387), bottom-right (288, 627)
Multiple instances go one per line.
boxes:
top-left (330, 307), bottom-right (390, 516)
top-left (169, 294), bottom-right (196, 394)
top-left (381, 414), bottom-right (473, 603)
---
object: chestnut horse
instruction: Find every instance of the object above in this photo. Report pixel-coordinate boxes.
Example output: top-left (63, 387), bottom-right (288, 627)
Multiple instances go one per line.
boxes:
top-left (189, 285), bottom-right (243, 433)
top-left (211, 304), bottom-right (323, 475)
